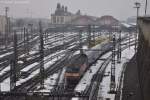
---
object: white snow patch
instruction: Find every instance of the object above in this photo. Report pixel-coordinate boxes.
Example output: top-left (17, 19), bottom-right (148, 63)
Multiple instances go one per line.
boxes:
top-left (99, 46), bottom-right (135, 100)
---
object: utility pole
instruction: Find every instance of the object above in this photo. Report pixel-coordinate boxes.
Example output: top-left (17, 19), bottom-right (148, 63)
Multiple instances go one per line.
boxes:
top-left (62, 25), bottom-right (65, 50)
top-left (129, 32), bottom-right (131, 49)
top-left (26, 28), bottom-right (29, 55)
top-left (39, 21), bottom-right (45, 89)
top-left (134, 2), bottom-right (141, 53)
top-left (5, 7), bottom-right (9, 49)
top-left (145, 0), bottom-right (148, 15)
top-left (23, 27), bottom-right (26, 55)
top-left (28, 23), bottom-right (33, 39)
top-left (79, 30), bottom-right (83, 54)
top-left (10, 30), bottom-right (18, 91)
top-left (92, 25), bottom-right (96, 46)
top-left (88, 25), bottom-right (91, 48)
top-left (0, 83), bottom-right (1, 92)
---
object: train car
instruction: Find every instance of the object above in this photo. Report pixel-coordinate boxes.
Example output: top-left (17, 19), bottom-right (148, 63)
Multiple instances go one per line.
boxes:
top-left (85, 40), bottom-right (112, 65)
top-left (64, 53), bottom-right (88, 90)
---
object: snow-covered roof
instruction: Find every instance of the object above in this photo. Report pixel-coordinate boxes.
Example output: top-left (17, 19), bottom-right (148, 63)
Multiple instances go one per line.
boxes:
top-left (121, 23), bottom-right (132, 28)
top-left (121, 22), bottom-right (136, 28)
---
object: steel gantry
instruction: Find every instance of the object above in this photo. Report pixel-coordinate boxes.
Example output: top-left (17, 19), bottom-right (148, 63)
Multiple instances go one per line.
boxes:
top-left (79, 30), bottom-right (83, 54)
top-left (117, 30), bottom-right (122, 63)
top-left (109, 34), bottom-right (117, 94)
top-left (39, 21), bottom-right (45, 89)
top-left (10, 31), bottom-right (18, 91)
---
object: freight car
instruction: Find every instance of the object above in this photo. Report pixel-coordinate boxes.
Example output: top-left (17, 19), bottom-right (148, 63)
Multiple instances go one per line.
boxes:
top-left (64, 41), bottom-right (112, 91)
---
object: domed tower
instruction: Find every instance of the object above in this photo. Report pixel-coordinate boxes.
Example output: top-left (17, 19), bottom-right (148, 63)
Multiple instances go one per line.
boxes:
top-left (62, 5), bottom-right (65, 12)
top-left (65, 6), bottom-right (68, 13)
top-left (76, 10), bottom-right (81, 15)
top-left (56, 3), bottom-right (61, 11)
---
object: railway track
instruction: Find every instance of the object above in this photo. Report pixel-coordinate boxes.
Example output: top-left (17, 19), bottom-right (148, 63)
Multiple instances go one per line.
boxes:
top-left (86, 43), bottom-right (135, 100)
top-left (1, 32), bottom-right (134, 92)
top-left (43, 38), bottom-right (135, 95)
top-left (14, 44), bottom-right (80, 91)
top-left (14, 51), bottom-right (72, 91)
top-left (0, 36), bottom-right (80, 83)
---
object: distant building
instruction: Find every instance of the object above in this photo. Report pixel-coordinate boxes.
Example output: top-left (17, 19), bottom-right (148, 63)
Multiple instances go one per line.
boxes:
top-left (0, 15), bottom-right (6, 34)
top-left (67, 15), bottom-right (97, 26)
top-left (51, 4), bottom-right (120, 27)
top-left (51, 3), bottom-right (80, 24)
top-left (96, 15), bottom-right (120, 26)
top-left (126, 16), bottom-right (136, 24)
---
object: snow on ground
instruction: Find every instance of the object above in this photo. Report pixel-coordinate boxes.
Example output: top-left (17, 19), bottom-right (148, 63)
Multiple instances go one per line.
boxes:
top-left (20, 50), bottom-right (65, 72)
top-left (37, 73), bottom-right (59, 92)
top-left (121, 37), bottom-right (135, 45)
top-left (73, 50), bottom-right (80, 55)
top-left (0, 45), bottom-right (6, 49)
top-left (44, 50), bottom-right (65, 61)
top-left (44, 55), bottom-right (64, 69)
top-left (71, 98), bottom-right (79, 100)
top-left (58, 67), bottom-right (66, 85)
top-left (0, 52), bottom-right (13, 58)
top-left (0, 50), bottom-right (65, 90)
top-left (16, 69), bottom-right (39, 86)
top-left (74, 50), bottom-right (112, 93)
top-left (0, 66), bottom-right (10, 76)
top-left (99, 46), bottom-right (135, 100)
top-left (0, 60), bottom-right (7, 65)
top-left (21, 62), bottom-right (39, 72)
top-left (19, 50), bottom-right (38, 58)
top-left (75, 60), bottom-right (104, 92)
top-left (44, 32), bottom-right (78, 48)
top-left (0, 78), bottom-right (10, 91)
top-left (17, 55), bottom-right (64, 86)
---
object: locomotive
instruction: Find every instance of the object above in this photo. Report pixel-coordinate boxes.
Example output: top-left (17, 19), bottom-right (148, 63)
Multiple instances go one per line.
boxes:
top-left (64, 53), bottom-right (88, 90)
top-left (64, 41), bottom-right (112, 90)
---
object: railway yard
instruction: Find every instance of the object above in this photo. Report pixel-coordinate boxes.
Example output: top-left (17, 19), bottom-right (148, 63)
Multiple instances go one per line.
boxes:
top-left (0, 0), bottom-right (150, 99)
top-left (0, 23), bottom-right (138, 100)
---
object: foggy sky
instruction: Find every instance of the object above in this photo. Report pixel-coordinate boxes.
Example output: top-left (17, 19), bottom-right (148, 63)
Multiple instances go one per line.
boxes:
top-left (0, 0), bottom-right (149, 20)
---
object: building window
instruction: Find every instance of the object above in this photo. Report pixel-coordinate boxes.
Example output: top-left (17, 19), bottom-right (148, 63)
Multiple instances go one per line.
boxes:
top-left (53, 16), bottom-right (56, 24)
top-left (61, 16), bottom-right (64, 24)
top-left (57, 17), bottom-right (60, 24)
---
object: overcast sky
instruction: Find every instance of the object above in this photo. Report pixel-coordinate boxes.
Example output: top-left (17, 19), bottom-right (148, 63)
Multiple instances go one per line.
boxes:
top-left (0, 0), bottom-right (149, 20)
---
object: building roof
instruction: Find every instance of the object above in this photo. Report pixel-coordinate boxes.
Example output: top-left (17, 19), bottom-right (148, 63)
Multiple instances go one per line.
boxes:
top-left (67, 15), bottom-right (96, 25)
top-left (54, 10), bottom-right (73, 16)
top-left (96, 15), bottom-right (120, 26)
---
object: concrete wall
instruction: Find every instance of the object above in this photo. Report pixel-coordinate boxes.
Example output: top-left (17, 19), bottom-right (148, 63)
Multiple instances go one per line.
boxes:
top-left (137, 17), bottom-right (150, 100)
